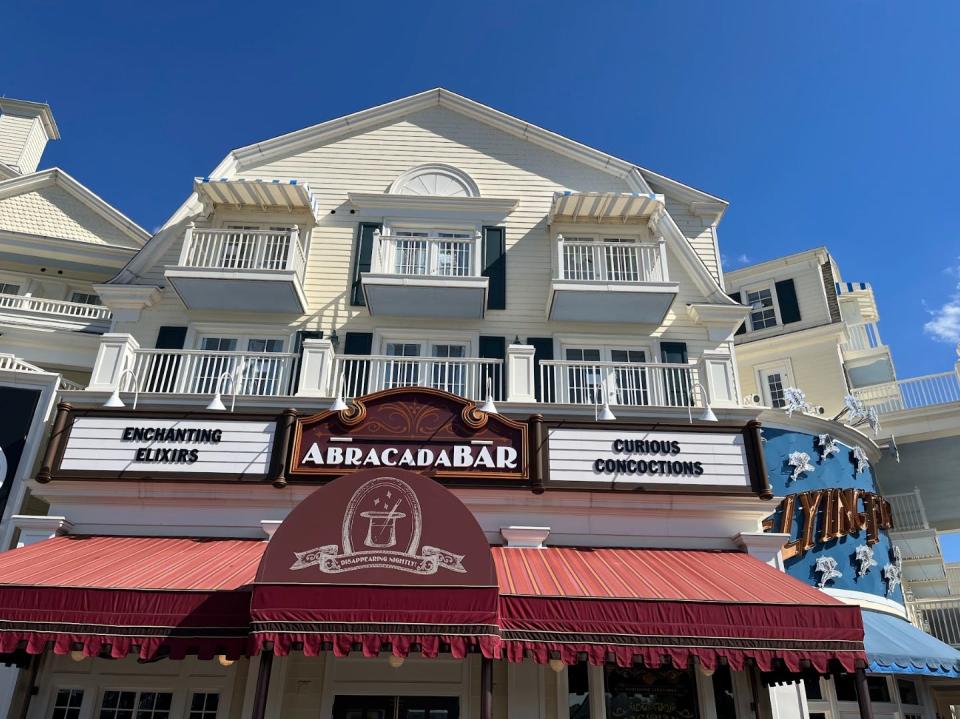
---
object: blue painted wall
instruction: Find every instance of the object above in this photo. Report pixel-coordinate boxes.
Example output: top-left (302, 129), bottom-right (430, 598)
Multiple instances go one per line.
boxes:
top-left (763, 426), bottom-right (903, 604)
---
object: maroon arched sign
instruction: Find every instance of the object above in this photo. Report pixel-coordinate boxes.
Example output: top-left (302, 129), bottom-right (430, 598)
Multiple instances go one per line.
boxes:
top-left (252, 467), bottom-right (499, 657)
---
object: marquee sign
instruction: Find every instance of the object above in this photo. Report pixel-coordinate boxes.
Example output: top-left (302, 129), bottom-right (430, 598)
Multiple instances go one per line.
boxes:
top-left (288, 387), bottom-right (529, 482)
top-left (257, 466), bottom-right (496, 587)
top-left (545, 422), bottom-right (767, 494)
top-left (40, 406), bottom-right (282, 482)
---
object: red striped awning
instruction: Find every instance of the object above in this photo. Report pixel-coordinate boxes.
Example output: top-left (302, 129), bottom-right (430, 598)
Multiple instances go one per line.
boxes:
top-left (493, 547), bottom-right (865, 672)
top-left (0, 537), bottom-right (865, 671)
top-left (0, 535), bottom-right (262, 660)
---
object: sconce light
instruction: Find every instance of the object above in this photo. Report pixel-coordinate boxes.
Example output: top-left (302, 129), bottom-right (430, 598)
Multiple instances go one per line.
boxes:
top-left (103, 368), bottom-right (140, 410)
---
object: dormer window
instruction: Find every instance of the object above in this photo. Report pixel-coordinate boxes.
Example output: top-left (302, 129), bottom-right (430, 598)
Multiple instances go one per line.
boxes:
top-left (389, 164), bottom-right (480, 198)
top-left (745, 287), bottom-right (778, 330)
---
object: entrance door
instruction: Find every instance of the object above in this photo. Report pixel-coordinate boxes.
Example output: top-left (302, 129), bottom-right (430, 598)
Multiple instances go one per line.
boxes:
top-left (333, 696), bottom-right (459, 719)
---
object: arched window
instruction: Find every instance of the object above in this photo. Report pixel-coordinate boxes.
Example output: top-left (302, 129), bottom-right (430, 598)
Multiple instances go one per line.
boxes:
top-left (389, 164), bottom-right (480, 198)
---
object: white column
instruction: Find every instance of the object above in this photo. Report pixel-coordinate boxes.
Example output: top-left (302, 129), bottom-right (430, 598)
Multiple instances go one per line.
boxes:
top-left (735, 531), bottom-right (790, 570)
top-left (11, 515), bottom-right (72, 547)
top-left (296, 338), bottom-right (335, 397)
top-left (698, 352), bottom-right (739, 408)
top-left (506, 344), bottom-right (536, 403)
top-left (86, 333), bottom-right (140, 392)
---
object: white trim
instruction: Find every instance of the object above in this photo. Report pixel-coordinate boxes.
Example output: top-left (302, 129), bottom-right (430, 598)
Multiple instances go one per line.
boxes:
top-left (185, 322), bottom-right (293, 352)
top-left (820, 587), bottom-right (907, 618)
top-left (372, 328), bottom-right (477, 357)
top-left (754, 360), bottom-right (795, 409)
top-left (388, 163), bottom-right (481, 198)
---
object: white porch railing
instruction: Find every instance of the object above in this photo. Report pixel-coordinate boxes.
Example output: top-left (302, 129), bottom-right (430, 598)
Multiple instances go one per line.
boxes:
top-left (332, 354), bottom-right (502, 402)
top-left (557, 238), bottom-right (666, 283)
top-left (910, 599), bottom-right (960, 648)
top-left (0, 293), bottom-right (112, 321)
top-left (371, 232), bottom-right (480, 277)
top-left (843, 321), bottom-right (883, 352)
top-left (123, 349), bottom-right (299, 397)
top-left (539, 360), bottom-right (698, 407)
top-left (853, 371), bottom-right (960, 414)
top-left (887, 489), bottom-right (929, 531)
top-left (179, 227), bottom-right (306, 280)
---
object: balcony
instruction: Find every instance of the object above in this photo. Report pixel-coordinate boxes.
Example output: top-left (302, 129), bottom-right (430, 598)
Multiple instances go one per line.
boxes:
top-left (332, 354), bottom-right (503, 401)
top-left (548, 237), bottom-right (678, 323)
top-left (165, 226), bottom-right (308, 313)
top-left (122, 349), bottom-right (299, 397)
top-left (910, 599), bottom-right (960, 649)
top-left (539, 359), bottom-right (699, 408)
top-left (853, 371), bottom-right (960, 415)
top-left (0, 293), bottom-right (112, 333)
top-left (361, 232), bottom-right (488, 318)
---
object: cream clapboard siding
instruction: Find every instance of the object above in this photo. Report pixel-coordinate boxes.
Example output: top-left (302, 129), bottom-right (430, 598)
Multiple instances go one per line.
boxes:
top-left (0, 184), bottom-right (134, 245)
top-left (662, 195), bottom-right (722, 283)
top-left (727, 255), bottom-right (832, 339)
top-left (121, 106), bottom-right (730, 364)
top-left (736, 332), bottom-right (849, 416)
top-left (17, 119), bottom-right (48, 176)
top-left (0, 113), bottom-right (36, 172)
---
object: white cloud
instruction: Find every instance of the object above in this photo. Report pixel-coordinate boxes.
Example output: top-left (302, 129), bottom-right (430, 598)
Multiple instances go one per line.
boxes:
top-left (924, 259), bottom-right (960, 344)
top-left (721, 253), bottom-right (752, 270)
top-left (737, 253), bottom-right (751, 265)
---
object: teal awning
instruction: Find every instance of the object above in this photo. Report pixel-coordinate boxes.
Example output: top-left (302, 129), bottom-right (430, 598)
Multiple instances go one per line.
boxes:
top-left (863, 609), bottom-right (960, 677)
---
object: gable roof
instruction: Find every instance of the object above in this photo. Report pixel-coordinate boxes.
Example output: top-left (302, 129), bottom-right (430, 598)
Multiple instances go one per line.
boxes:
top-left (0, 168), bottom-right (149, 249)
top-left (114, 89), bottom-right (736, 303)
top-left (228, 88), bottom-right (727, 207)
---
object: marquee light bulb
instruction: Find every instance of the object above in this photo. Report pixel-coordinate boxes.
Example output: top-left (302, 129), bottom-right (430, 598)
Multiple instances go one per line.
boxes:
top-left (388, 655), bottom-right (405, 669)
top-left (69, 649), bottom-right (86, 662)
top-left (548, 658), bottom-right (565, 673)
top-left (217, 655), bottom-right (235, 667)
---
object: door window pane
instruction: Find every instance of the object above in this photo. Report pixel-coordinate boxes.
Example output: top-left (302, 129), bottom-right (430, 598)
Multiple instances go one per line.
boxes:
top-left (385, 343), bottom-right (421, 388)
top-left (195, 337), bottom-right (239, 394)
top-left (764, 371), bottom-right (787, 408)
top-left (833, 674), bottom-right (858, 702)
top-left (99, 690), bottom-right (136, 719)
top-left (0, 282), bottom-right (20, 295)
top-left (431, 344), bottom-right (467, 396)
top-left (604, 666), bottom-right (699, 719)
top-left (867, 677), bottom-right (891, 703)
top-left (565, 348), bottom-right (603, 404)
top-left (70, 292), bottom-right (101, 305)
top-left (562, 238), bottom-right (596, 281)
top-left (393, 231), bottom-right (429, 275)
top-left (603, 239), bottom-right (640, 282)
top-left (610, 349), bottom-right (648, 406)
top-left (897, 679), bottom-right (920, 706)
top-left (51, 688), bottom-right (84, 719)
top-left (712, 665), bottom-right (737, 719)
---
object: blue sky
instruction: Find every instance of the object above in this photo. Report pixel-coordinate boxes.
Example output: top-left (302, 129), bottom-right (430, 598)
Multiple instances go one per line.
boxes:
top-left (2, 2), bottom-right (958, 379)
top-left (2, 2), bottom-right (959, 555)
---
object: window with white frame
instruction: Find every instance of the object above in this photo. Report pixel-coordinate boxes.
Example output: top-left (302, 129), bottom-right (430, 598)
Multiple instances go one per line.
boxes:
top-left (382, 340), bottom-right (470, 396)
top-left (743, 286), bottom-right (778, 330)
top-left (69, 291), bottom-right (101, 305)
top-left (50, 688), bottom-right (84, 719)
top-left (188, 691), bottom-right (220, 719)
top-left (562, 345), bottom-right (651, 406)
top-left (194, 333), bottom-right (288, 396)
top-left (390, 228), bottom-right (474, 277)
top-left (98, 690), bottom-right (172, 719)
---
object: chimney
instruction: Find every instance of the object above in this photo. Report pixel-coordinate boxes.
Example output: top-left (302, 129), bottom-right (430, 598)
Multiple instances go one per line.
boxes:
top-left (0, 98), bottom-right (60, 175)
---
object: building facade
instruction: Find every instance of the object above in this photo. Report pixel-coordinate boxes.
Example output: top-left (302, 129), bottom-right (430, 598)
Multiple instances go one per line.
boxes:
top-left (0, 90), bottom-right (939, 719)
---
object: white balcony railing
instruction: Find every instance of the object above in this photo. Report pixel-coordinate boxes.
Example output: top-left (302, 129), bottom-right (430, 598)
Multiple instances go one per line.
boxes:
top-left (123, 349), bottom-right (299, 397)
top-left (179, 227), bottom-right (306, 280)
top-left (843, 321), bottom-right (883, 352)
top-left (539, 360), bottom-right (697, 407)
top-left (0, 293), bottom-right (112, 322)
top-left (887, 489), bottom-right (930, 531)
top-left (371, 232), bottom-right (479, 278)
top-left (557, 238), bottom-right (666, 283)
top-left (332, 354), bottom-right (503, 402)
top-left (910, 599), bottom-right (960, 648)
top-left (853, 371), bottom-right (960, 414)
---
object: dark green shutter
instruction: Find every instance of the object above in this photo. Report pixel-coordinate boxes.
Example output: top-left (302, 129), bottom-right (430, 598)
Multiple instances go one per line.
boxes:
top-left (343, 332), bottom-right (373, 355)
top-left (478, 336), bottom-right (506, 399)
top-left (291, 330), bottom-right (324, 393)
top-left (660, 341), bottom-right (690, 406)
top-left (528, 337), bottom-right (554, 402)
top-left (727, 291), bottom-right (747, 336)
top-left (775, 278), bottom-right (802, 324)
top-left (350, 223), bottom-right (380, 306)
top-left (155, 326), bottom-right (187, 349)
top-left (342, 332), bottom-right (373, 397)
top-left (482, 226), bottom-right (506, 310)
top-left (153, 326), bottom-right (187, 392)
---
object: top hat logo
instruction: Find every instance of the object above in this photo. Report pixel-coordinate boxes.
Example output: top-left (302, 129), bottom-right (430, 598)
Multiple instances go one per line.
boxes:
top-left (291, 475), bottom-right (466, 575)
